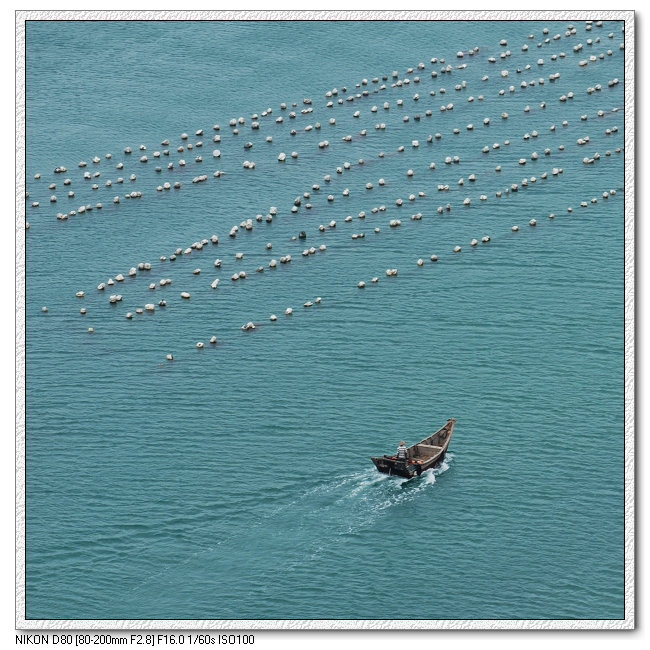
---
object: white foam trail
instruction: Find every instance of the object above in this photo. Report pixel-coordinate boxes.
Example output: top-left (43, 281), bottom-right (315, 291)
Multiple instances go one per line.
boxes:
top-left (420, 469), bottom-right (437, 485)
top-left (419, 453), bottom-right (453, 484)
top-left (347, 471), bottom-right (392, 497)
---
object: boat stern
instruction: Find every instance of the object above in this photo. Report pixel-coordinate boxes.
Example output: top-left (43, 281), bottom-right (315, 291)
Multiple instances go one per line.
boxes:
top-left (371, 456), bottom-right (416, 478)
top-left (371, 456), bottom-right (392, 474)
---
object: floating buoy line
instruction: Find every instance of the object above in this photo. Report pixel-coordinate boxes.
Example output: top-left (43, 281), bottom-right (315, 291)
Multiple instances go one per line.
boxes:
top-left (27, 19), bottom-right (624, 360)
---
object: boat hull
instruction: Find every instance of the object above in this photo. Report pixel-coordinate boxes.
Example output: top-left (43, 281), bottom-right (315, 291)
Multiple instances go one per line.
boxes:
top-left (370, 418), bottom-right (455, 478)
top-left (371, 451), bottom-right (446, 478)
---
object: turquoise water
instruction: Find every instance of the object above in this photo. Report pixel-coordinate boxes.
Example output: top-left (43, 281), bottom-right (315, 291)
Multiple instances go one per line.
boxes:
top-left (24, 19), bottom-right (625, 620)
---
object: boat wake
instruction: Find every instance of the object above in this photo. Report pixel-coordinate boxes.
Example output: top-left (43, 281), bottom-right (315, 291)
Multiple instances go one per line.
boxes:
top-left (122, 454), bottom-right (455, 613)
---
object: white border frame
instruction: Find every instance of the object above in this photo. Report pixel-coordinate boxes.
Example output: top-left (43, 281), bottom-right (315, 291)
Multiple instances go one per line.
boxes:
top-left (15, 9), bottom-right (635, 631)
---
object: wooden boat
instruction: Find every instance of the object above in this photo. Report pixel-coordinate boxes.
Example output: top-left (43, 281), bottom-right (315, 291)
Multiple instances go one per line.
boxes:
top-left (370, 418), bottom-right (455, 478)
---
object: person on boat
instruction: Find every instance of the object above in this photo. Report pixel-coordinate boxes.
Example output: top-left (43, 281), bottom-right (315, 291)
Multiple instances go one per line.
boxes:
top-left (396, 441), bottom-right (407, 461)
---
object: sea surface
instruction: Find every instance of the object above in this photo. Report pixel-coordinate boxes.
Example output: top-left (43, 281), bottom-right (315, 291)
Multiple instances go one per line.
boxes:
top-left (24, 19), bottom-right (625, 620)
